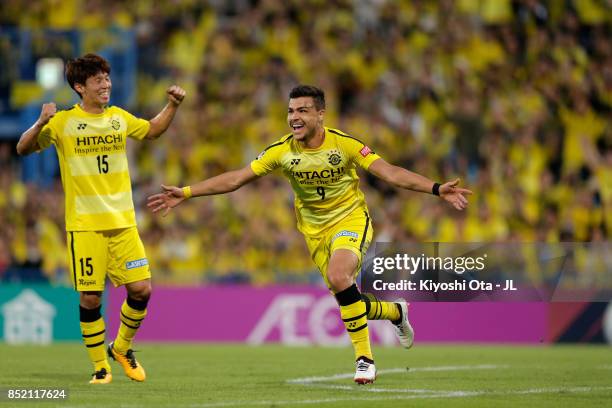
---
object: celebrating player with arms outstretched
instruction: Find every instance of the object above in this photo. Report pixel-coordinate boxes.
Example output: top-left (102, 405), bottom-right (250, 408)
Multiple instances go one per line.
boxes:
top-left (147, 85), bottom-right (470, 384)
top-left (17, 53), bottom-right (186, 384)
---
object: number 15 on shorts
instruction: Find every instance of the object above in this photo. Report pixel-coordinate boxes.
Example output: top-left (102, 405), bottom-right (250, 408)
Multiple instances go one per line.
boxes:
top-left (79, 257), bottom-right (94, 276)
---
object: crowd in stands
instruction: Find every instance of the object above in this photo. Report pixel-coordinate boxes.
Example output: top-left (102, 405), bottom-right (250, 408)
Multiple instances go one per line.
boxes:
top-left (0, 0), bottom-right (610, 285)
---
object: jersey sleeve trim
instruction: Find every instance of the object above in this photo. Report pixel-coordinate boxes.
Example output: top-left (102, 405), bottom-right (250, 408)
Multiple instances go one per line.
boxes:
top-left (329, 127), bottom-right (380, 170)
top-left (262, 134), bottom-right (293, 153)
top-left (327, 128), bottom-right (368, 146)
top-left (250, 134), bottom-right (293, 176)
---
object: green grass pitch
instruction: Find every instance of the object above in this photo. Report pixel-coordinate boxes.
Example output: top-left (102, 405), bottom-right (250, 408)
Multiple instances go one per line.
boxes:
top-left (0, 343), bottom-right (610, 407)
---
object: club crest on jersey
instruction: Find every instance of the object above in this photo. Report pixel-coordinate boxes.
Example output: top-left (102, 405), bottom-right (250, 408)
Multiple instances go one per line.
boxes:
top-left (360, 145), bottom-right (373, 157)
top-left (327, 150), bottom-right (342, 166)
top-left (110, 119), bottom-right (120, 130)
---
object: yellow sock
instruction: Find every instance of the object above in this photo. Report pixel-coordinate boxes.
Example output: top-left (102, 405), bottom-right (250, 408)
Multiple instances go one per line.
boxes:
top-left (80, 318), bottom-right (110, 372)
top-left (362, 293), bottom-right (400, 322)
top-left (335, 284), bottom-right (373, 361)
top-left (113, 299), bottom-right (147, 354)
top-left (340, 300), bottom-right (372, 360)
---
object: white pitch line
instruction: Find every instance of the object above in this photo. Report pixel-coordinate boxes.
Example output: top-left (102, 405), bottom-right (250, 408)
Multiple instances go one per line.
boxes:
top-left (60, 385), bottom-right (612, 408)
top-left (186, 386), bottom-right (612, 408)
top-left (298, 384), bottom-right (457, 394)
top-left (286, 364), bottom-right (506, 384)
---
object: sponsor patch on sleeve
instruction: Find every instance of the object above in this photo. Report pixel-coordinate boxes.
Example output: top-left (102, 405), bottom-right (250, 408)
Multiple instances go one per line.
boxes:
top-left (126, 258), bottom-right (149, 270)
top-left (332, 230), bottom-right (359, 242)
top-left (360, 146), bottom-right (373, 157)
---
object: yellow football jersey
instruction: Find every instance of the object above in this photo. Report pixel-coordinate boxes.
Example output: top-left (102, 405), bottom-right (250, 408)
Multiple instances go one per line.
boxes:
top-left (37, 104), bottom-right (150, 231)
top-left (251, 127), bottom-right (381, 235)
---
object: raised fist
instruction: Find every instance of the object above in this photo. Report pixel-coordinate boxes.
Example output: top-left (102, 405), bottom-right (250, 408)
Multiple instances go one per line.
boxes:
top-left (39, 103), bottom-right (57, 125)
top-left (167, 85), bottom-right (186, 106)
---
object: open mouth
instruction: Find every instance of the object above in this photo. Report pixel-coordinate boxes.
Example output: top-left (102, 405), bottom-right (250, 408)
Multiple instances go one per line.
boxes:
top-left (292, 123), bottom-right (304, 131)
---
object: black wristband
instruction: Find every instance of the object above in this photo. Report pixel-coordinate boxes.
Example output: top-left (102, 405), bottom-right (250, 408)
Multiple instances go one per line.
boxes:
top-left (432, 182), bottom-right (441, 196)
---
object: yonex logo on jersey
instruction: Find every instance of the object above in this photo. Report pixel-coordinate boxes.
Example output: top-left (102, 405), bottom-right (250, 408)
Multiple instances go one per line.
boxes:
top-left (291, 158), bottom-right (301, 165)
top-left (126, 258), bottom-right (149, 270)
top-left (332, 230), bottom-right (359, 241)
top-left (77, 123), bottom-right (87, 130)
top-left (360, 146), bottom-right (373, 157)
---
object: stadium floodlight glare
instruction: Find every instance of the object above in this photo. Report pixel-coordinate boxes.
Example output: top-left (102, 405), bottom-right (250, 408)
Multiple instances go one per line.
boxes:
top-left (36, 58), bottom-right (64, 90)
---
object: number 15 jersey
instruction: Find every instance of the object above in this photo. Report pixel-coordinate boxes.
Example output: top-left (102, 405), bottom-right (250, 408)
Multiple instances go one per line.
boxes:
top-left (38, 104), bottom-right (150, 231)
top-left (250, 127), bottom-right (381, 236)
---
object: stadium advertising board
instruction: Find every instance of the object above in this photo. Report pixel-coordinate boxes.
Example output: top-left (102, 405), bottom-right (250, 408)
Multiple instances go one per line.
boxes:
top-left (105, 285), bottom-right (548, 344)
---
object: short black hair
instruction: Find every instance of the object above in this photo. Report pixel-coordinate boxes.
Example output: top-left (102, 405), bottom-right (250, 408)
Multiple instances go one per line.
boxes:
top-left (289, 85), bottom-right (325, 110)
top-left (65, 53), bottom-right (111, 98)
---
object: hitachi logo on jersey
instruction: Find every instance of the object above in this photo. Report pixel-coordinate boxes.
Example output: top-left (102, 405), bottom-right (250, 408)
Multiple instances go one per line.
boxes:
top-left (291, 167), bottom-right (345, 180)
top-left (75, 134), bottom-right (123, 146)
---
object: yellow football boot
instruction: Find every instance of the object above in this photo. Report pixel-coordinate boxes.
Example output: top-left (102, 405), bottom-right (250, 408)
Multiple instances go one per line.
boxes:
top-left (89, 368), bottom-right (112, 384)
top-left (107, 342), bottom-right (146, 382)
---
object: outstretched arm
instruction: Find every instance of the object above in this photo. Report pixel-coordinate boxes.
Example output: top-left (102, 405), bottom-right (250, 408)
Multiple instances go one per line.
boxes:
top-left (367, 158), bottom-right (472, 210)
top-left (147, 165), bottom-right (259, 216)
top-left (16, 103), bottom-right (57, 156)
top-left (144, 85), bottom-right (186, 140)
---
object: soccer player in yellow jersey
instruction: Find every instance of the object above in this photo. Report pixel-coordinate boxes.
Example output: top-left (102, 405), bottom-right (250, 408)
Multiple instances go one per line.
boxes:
top-left (16, 53), bottom-right (186, 384)
top-left (147, 85), bottom-right (471, 384)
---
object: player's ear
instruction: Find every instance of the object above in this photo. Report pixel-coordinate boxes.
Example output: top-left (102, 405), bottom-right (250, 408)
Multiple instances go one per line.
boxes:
top-left (74, 83), bottom-right (85, 97)
top-left (318, 108), bottom-right (325, 121)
